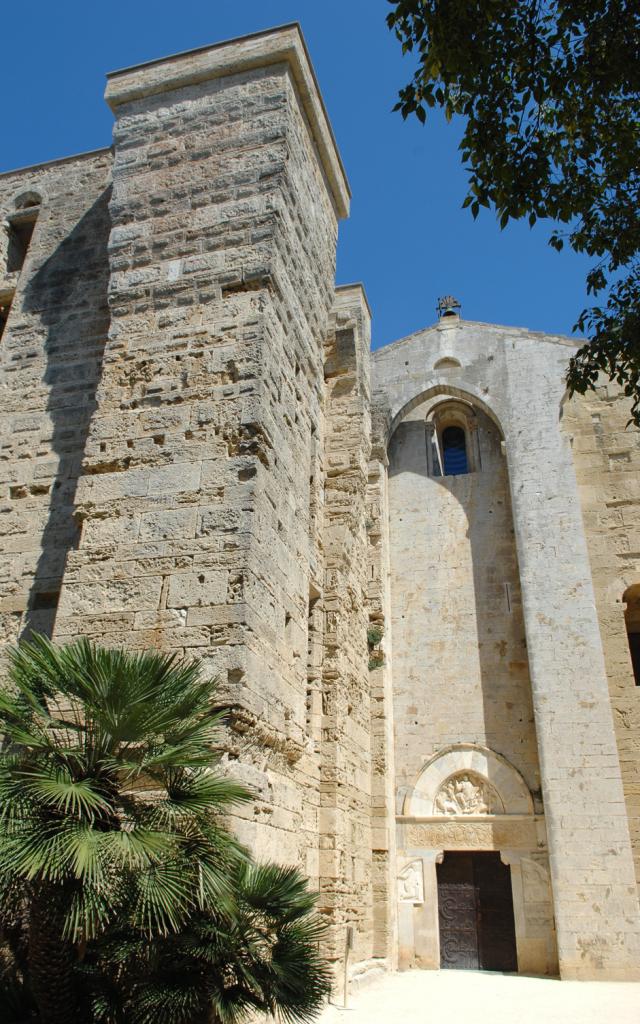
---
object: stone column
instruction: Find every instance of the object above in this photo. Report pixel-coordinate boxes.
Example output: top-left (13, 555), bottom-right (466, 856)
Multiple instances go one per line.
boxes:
top-left (366, 434), bottom-right (399, 966)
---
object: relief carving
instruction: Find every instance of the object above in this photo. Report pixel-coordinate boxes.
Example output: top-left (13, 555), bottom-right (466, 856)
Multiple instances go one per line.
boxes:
top-left (397, 859), bottom-right (424, 904)
top-left (406, 819), bottom-right (536, 850)
top-left (434, 772), bottom-right (504, 815)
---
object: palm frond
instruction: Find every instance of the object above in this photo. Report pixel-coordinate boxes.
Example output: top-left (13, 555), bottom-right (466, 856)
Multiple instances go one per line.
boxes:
top-left (131, 860), bottom-right (195, 936)
top-left (11, 766), bottom-right (112, 820)
top-left (239, 862), bottom-right (320, 923)
top-left (0, 634), bottom-right (331, 1024)
top-left (62, 879), bottom-right (121, 942)
top-left (103, 828), bottom-right (179, 871)
top-left (164, 768), bottom-right (253, 814)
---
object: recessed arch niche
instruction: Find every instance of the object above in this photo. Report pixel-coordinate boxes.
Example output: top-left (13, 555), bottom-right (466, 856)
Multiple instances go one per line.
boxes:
top-left (12, 190), bottom-right (42, 210)
top-left (387, 382), bottom-right (555, 972)
top-left (385, 382), bottom-right (506, 452)
top-left (386, 383), bottom-right (539, 804)
top-left (433, 356), bottom-right (462, 370)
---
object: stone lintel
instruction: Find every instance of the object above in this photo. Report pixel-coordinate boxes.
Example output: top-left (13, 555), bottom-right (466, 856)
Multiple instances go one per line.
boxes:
top-left (105, 23), bottom-right (350, 220)
top-left (397, 815), bottom-right (545, 852)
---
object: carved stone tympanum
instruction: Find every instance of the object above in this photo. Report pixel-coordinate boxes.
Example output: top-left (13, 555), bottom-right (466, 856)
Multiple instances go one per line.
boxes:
top-left (434, 772), bottom-right (503, 815)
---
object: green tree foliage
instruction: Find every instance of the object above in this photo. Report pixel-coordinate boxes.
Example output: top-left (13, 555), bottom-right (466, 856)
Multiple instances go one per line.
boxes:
top-left (0, 636), bottom-right (330, 1024)
top-left (81, 864), bottom-right (329, 1024)
top-left (387, 1), bottom-right (640, 422)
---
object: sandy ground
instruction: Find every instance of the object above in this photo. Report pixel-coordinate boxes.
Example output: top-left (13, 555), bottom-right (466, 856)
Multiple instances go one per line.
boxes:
top-left (320, 969), bottom-right (640, 1024)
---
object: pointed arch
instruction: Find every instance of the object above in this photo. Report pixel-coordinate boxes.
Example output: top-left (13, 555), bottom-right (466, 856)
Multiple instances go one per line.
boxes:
top-left (386, 382), bottom-right (506, 450)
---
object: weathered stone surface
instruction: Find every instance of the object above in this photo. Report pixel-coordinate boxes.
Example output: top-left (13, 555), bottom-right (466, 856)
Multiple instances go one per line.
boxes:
top-left (372, 316), bottom-right (640, 979)
top-left (562, 390), bottom-right (640, 890)
top-left (1, 22), bottom-right (638, 988)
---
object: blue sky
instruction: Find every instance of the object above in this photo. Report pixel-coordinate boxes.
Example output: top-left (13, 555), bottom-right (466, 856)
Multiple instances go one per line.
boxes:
top-left (1, 0), bottom-right (591, 349)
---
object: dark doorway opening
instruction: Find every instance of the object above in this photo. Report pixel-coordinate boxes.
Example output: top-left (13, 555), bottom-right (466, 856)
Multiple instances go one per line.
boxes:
top-left (437, 851), bottom-right (518, 972)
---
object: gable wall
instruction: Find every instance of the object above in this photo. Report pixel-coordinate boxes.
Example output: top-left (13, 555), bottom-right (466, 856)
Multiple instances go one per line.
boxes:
top-left (372, 319), bottom-right (640, 978)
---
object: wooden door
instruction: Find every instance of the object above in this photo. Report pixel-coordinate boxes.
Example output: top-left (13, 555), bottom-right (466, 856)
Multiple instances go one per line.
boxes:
top-left (437, 852), bottom-right (518, 972)
top-left (475, 853), bottom-right (518, 972)
top-left (437, 853), bottom-right (480, 969)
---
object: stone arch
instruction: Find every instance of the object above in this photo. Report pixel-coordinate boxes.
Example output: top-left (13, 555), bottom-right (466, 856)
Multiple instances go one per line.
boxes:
top-left (433, 356), bottom-right (462, 370)
top-left (426, 396), bottom-right (477, 427)
top-left (403, 744), bottom-right (534, 817)
top-left (386, 382), bottom-right (507, 450)
top-left (12, 189), bottom-right (42, 210)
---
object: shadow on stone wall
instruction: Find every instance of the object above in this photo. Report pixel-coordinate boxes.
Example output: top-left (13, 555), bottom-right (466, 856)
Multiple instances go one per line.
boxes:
top-left (20, 188), bottom-right (111, 639)
top-left (387, 405), bottom-right (540, 802)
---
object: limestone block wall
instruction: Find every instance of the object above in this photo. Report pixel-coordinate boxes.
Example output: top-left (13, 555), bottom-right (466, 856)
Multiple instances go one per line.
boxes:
top-left (50, 30), bottom-right (350, 884)
top-left (563, 385), bottom-right (640, 887)
top-left (319, 286), bottom-right (378, 976)
top-left (0, 150), bottom-right (112, 645)
top-left (0, 27), bottom-right (386, 985)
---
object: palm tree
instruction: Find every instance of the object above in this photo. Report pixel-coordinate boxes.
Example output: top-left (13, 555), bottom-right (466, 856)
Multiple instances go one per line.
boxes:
top-left (0, 635), bottom-right (328, 1024)
top-left (82, 862), bottom-right (331, 1024)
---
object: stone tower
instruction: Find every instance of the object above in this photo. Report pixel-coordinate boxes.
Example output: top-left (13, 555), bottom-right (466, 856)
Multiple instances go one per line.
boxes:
top-left (1, 23), bottom-right (639, 984)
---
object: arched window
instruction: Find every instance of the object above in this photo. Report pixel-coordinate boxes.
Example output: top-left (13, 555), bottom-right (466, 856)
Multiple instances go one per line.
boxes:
top-left (1, 193), bottom-right (41, 343)
top-left (441, 425), bottom-right (468, 475)
top-left (6, 193), bottom-right (41, 274)
top-left (425, 401), bottom-right (478, 477)
top-left (623, 585), bottom-right (640, 686)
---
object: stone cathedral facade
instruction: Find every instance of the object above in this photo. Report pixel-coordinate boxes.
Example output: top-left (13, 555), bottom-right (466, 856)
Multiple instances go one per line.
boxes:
top-left (1, 24), bottom-right (639, 983)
